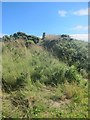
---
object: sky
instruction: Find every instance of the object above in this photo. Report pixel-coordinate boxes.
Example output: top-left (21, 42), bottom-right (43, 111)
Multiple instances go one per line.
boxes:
top-left (2, 0), bottom-right (89, 2)
top-left (2, 2), bottom-right (88, 41)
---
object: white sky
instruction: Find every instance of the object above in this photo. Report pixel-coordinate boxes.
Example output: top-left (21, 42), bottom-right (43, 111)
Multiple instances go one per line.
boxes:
top-left (70, 34), bottom-right (88, 42)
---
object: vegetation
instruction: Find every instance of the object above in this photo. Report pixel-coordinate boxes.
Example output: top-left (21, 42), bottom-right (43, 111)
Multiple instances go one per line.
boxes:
top-left (42, 35), bottom-right (88, 76)
top-left (1, 32), bottom-right (88, 118)
top-left (2, 32), bottom-right (40, 44)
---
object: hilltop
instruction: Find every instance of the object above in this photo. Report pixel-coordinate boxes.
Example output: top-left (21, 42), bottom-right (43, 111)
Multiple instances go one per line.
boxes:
top-left (2, 32), bottom-right (88, 75)
top-left (2, 32), bottom-right (88, 118)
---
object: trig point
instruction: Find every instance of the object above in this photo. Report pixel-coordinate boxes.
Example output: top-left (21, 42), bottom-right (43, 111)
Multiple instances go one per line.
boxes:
top-left (42, 32), bottom-right (45, 40)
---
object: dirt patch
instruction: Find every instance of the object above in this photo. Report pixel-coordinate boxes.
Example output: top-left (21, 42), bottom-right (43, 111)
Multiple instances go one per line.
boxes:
top-left (49, 98), bottom-right (71, 108)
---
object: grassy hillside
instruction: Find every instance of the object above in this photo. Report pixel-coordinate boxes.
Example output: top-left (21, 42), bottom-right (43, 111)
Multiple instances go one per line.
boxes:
top-left (1, 33), bottom-right (88, 118)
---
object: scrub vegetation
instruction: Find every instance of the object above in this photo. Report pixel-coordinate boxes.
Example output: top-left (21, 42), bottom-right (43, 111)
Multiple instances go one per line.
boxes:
top-left (1, 32), bottom-right (88, 118)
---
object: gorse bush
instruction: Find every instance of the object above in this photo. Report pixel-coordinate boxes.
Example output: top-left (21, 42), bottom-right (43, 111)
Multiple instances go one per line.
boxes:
top-left (2, 32), bottom-right (40, 44)
top-left (42, 38), bottom-right (88, 75)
